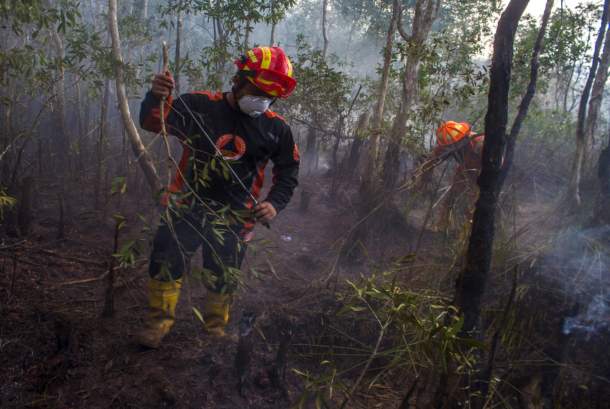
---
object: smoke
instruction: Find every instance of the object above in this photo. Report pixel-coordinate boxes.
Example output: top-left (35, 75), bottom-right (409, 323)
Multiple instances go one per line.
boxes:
top-left (563, 295), bottom-right (610, 337)
top-left (547, 226), bottom-right (610, 338)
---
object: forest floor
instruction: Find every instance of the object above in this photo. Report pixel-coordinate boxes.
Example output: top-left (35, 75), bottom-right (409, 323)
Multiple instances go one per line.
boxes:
top-left (0, 172), bottom-right (436, 409)
top-left (1, 173), bottom-right (609, 408)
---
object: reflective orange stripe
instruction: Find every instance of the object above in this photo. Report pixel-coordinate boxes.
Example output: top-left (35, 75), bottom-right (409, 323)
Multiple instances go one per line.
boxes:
top-left (260, 47), bottom-right (272, 70)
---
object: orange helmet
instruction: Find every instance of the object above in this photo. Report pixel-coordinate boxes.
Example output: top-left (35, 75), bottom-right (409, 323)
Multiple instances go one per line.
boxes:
top-left (436, 121), bottom-right (471, 146)
top-left (235, 46), bottom-right (297, 98)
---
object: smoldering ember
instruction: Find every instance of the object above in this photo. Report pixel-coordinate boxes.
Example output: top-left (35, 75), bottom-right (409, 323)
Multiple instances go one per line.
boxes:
top-left (2, 0), bottom-right (610, 408)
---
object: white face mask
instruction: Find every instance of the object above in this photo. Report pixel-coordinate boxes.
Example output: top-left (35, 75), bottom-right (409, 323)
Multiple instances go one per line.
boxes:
top-left (237, 95), bottom-right (273, 117)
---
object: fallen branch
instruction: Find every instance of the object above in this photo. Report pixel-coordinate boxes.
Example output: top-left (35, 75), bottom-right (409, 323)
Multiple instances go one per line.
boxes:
top-left (34, 248), bottom-right (107, 267)
top-left (52, 271), bottom-right (111, 288)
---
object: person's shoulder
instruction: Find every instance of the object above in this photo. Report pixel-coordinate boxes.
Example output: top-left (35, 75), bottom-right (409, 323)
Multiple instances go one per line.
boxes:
top-left (263, 110), bottom-right (291, 133)
top-left (174, 91), bottom-right (223, 113)
top-left (189, 90), bottom-right (224, 102)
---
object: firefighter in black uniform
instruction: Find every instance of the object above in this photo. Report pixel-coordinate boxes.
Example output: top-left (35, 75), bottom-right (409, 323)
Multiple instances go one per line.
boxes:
top-left (136, 46), bottom-right (300, 348)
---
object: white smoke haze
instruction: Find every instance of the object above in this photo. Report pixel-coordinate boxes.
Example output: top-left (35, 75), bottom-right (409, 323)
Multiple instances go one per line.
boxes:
top-left (563, 294), bottom-right (610, 336)
top-left (546, 226), bottom-right (610, 337)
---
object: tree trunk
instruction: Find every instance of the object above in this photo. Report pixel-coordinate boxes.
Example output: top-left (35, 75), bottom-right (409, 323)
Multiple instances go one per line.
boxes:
top-left (244, 18), bottom-right (251, 50)
top-left (593, 139), bottom-right (610, 225)
top-left (51, 30), bottom-right (69, 168)
top-left (17, 176), bottom-right (33, 236)
top-left (360, 0), bottom-right (399, 194)
top-left (270, 0), bottom-right (277, 46)
top-left (108, 0), bottom-right (161, 194)
top-left (321, 0), bottom-right (329, 59)
top-left (95, 80), bottom-right (110, 210)
top-left (474, 0), bottom-right (553, 403)
top-left (567, 0), bottom-right (609, 208)
top-left (305, 126), bottom-right (317, 174)
top-left (380, 0), bottom-right (440, 192)
top-left (500, 0), bottom-right (554, 189)
top-left (174, 8), bottom-right (183, 95)
top-left (584, 19), bottom-right (610, 156)
top-left (270, 22), bottom-right (277, 45)
top-left (342, 111), bottom-right (371, 180)
top-left (456, 0), bottom-right (528, 339)
top-left (133, 0), bottom-right (148, 20)
top-left (445, 2), bottom-right (529, 408)
top-left (1, 80), bottom-right (14, 185)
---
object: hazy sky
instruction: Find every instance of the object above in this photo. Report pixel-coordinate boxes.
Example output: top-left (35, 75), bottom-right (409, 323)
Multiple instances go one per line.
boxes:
top-left (525, 0), bottom-right (584, 16)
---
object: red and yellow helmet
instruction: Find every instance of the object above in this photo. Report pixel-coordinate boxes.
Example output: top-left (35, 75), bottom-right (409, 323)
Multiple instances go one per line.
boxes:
top-left (436, 121), bottom-right (471, 146)
top-left (235, 46), bottom-right (297, 98)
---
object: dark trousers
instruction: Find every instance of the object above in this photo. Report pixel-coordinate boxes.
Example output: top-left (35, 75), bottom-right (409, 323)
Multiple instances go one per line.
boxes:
top-left (148, 208), bottom-right (247, 294)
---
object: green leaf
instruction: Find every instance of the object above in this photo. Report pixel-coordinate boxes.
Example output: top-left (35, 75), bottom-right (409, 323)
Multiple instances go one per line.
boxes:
top-left (192, 307), bottom-right (205, 323)
top-left (315, 393), bottom-right (322, 409)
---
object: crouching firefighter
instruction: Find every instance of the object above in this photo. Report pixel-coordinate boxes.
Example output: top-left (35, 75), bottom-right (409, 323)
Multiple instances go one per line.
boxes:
top-left (431, 121), bottom-right (484, 230)
top-left (136, 46), bottom-right (300, 348)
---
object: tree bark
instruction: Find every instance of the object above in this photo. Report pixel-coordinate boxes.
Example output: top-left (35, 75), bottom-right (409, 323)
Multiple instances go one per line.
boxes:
top-left (568, 0), bottom-right (609, 208)
top-left (270, 22), bottom-right (277, 45)
top-left (321, 0), bottom-right (329, 59)
top-left (593, 139), bottom-right (610, 225)
top-left (95, 80), bottom-right (110, 210)
top-left (51, 30), bottom-right (69, 167)
top-left (17, 176), bottom-right (33, 236)
top-left (360, 0), bottom-right (399, 194)
top-left (455, 0), bottom-right (529, 336)
top-left (108, 0), bottom-right (161, 194)
top-left (245, 19), bottom-right (252, 50)
top-left (499, 0), bottom-right (554, 189)
top-left (584, 18), bottom-right (610, 156)
top-left (305, 126), bottom-right (317, 174)
top-left (473, 0), bottom-right (553, 403)
top-left (343, 111), bottom-right (371, 180)
top-left (380, 0), bottom-right (440, 192)
top-left (270, 0), bottom-right (277, 45)
top-left (174, 7), bottom-right (183, 95)
top-left (444, 3), bottom-right (529, 409)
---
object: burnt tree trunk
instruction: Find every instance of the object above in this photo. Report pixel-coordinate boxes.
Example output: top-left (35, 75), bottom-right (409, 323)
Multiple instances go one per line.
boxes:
top-left (455, 0), bottom-right (528, 339)
top-left (449, 2), bottom-right (530, 407)
top-left (567, 0), bottom-right (609, 208)
top-left (475, 0), bottom-right (554, 403)
top-left (499, 0), bottom-right (554, 189)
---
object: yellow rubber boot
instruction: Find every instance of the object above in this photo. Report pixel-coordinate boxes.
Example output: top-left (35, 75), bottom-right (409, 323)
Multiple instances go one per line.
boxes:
top-left (136, 278), bottom-right (182, 348)
top-left (202, 291), bottom-right (231, 337)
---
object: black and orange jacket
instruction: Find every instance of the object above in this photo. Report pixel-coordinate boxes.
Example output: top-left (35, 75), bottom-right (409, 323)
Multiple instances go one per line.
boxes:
top-left (139, 90), bottom-right (300, 224)
top-left (433, 134), bottom-right (484, 177)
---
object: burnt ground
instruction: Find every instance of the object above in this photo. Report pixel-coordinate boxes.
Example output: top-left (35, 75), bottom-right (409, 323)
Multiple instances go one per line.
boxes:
top-left (2, 173), bottom-right (609, 408)
top-left (0, 173), bottom-right (428, 409)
